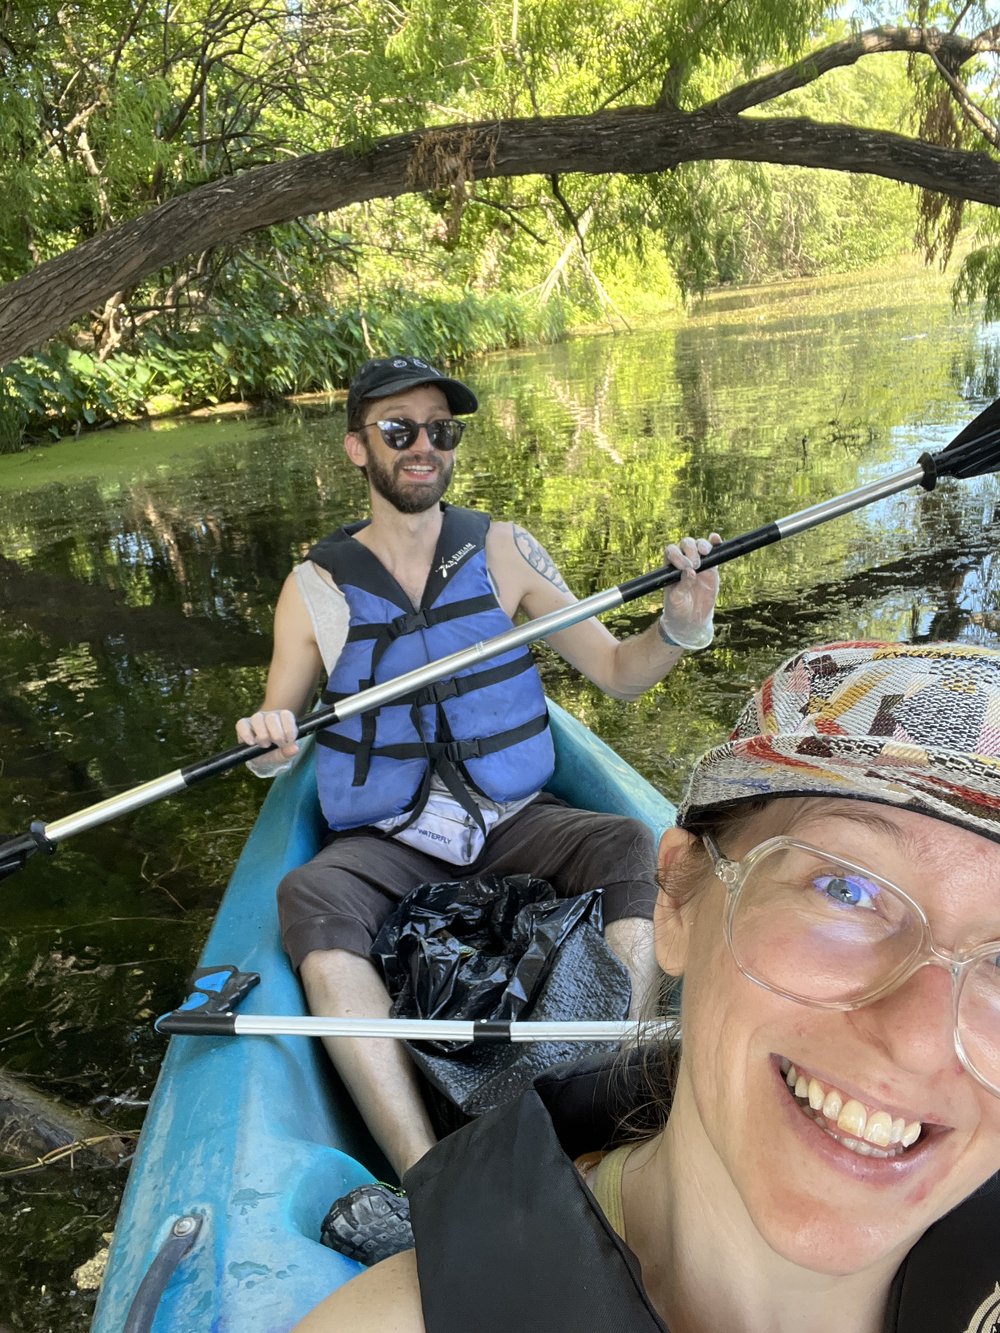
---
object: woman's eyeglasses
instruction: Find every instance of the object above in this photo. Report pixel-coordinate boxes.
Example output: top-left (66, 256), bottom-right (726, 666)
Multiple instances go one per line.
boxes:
top-left (703, 832), bottom-right (1000, 1098)
top-left (360, 418), bottom-right (466, 451)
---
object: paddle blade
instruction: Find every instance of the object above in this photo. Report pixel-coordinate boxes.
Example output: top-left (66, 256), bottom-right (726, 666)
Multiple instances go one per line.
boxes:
top-left (0, 833), bottom-right (36, 880)
top-left (931, 397), bottom-right (1000, 480)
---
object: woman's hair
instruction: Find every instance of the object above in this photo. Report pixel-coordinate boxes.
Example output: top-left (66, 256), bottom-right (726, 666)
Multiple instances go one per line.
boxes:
top-left (615, 799), bottom-right (773, 1140)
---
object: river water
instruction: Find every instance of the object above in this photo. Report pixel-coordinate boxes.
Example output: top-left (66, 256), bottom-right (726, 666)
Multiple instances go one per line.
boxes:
top-left (2, 265), bottom-right (999, 1327)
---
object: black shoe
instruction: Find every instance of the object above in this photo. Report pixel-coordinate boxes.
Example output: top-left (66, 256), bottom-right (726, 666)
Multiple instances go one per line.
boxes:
top-left (320, 1182), bottom-right (414, 1266)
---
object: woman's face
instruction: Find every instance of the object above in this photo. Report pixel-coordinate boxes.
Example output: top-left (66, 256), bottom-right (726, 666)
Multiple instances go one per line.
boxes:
top-left (658, 797), bottom-right (1000, 1276)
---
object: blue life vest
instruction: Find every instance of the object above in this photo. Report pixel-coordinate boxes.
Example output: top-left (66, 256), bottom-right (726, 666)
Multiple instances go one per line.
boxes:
top-left (308, 504), bottom-right (554, 834)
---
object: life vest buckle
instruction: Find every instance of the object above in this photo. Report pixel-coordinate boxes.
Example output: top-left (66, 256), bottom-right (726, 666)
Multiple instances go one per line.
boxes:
top-left (389, 609), bottom-right (429, 638)
top-left (426, 677), bottom-right (459, 703)
top-left (442, 738), bottom-right (481, 763)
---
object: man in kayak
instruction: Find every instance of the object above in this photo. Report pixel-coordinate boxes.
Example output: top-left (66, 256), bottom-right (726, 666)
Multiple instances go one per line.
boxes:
top-left (236, 355), bottom-right (720, 1258)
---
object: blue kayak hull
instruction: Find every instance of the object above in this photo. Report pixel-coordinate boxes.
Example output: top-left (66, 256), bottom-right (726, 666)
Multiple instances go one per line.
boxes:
top-left (91, 701), bottom-right (675, 1331)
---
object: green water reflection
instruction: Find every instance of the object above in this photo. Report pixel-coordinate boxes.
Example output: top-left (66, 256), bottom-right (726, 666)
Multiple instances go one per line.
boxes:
top-left (1, 266), bottom-right (999, 1326)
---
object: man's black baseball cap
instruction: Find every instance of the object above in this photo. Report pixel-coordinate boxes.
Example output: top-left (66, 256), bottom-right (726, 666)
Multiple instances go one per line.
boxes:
top-left (347, 356), bottom-right (478, 421)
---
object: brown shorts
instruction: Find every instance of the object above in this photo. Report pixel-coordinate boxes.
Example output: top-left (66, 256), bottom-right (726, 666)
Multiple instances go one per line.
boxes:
top-left (277, 792), bottom-right (658, 969)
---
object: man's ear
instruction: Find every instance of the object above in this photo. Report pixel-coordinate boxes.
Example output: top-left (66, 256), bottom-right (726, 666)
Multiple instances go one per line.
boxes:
top-left (344, 431), bottom-right (367, 468)
top-left (653, 826), bottom-right (699, 977)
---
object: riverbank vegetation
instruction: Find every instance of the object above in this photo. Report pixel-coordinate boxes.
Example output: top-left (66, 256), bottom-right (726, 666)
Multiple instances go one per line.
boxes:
top-left (0, 287), bottom-right (567, 451)
top-left (3, 1), bottom-right (1000, 449)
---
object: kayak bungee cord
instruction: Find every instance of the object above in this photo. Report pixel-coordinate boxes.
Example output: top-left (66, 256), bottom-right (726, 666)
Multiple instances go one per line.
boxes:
top-left (3, 396), bottom-right (1000, 881)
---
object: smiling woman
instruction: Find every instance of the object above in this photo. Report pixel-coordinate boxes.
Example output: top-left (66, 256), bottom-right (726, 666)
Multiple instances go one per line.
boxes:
top-left (294, 639), bottom-right (1000, 1333)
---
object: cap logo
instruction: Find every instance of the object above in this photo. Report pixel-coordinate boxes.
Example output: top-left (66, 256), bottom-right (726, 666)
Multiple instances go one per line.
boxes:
top-left (388, 356), bottom-right (439, 375)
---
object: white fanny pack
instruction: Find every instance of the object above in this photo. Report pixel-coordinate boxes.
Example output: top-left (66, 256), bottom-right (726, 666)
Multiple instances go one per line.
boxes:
top-left (381, 791), bottom-right (501, 866)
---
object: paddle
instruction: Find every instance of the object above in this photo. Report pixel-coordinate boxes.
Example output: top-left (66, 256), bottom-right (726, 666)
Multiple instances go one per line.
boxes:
top-left (154, 964), bottom-right (678, 1042)
top-left (3, 396), bottom-right (1000, 880)
top-left (158, 1012), bottom-right (677, 1042)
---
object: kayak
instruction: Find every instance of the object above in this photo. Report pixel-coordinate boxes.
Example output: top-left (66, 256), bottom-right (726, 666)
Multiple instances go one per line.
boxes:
top-left (90, 700), bottom-right (675, 1332)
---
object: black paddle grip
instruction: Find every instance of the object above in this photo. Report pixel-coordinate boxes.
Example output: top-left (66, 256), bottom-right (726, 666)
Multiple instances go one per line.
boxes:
top-left (155, 1013), bottom-right (238, 1036)
top-left (617, 522), bottom-right (782, 604)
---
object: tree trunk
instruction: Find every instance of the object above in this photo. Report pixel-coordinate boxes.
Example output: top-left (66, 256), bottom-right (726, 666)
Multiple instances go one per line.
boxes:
top-left (0, 1067), bottom-right (131, 1167)
top-left (2, 107), bottom-right (999, 366)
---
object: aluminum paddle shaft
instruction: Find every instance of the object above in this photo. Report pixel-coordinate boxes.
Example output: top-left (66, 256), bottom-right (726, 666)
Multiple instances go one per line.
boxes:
top-left (155, 1010), bottom-right (679, 1042)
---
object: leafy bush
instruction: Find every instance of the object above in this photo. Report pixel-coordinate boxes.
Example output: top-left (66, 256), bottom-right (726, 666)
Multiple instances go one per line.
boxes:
top-left (0, 289), bottom-right (567, 452)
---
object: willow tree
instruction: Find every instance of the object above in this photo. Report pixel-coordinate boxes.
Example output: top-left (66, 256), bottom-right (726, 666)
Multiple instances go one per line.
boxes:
top-left (3, 0), bottom-right (1000, 366)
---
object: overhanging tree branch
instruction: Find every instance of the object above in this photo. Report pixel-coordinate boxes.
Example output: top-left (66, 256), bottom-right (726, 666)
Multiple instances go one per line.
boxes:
top-left (6, 21), bottom-right (1000, 368)
top-left (706, 24), bottom-right (1000, 116)
top-left (926, 48), bottom-right (1000, 150)
top-left (4, 107), bottom-right (1000, 366)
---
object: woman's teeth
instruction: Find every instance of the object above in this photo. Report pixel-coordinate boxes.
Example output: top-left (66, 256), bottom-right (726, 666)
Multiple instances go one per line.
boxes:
top-left (782, 1061), bottom-right (922, 1158)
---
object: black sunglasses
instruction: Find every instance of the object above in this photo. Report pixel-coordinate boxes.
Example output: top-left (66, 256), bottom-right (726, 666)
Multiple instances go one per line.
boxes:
top-left (361, 417), bottom-right (466, 451)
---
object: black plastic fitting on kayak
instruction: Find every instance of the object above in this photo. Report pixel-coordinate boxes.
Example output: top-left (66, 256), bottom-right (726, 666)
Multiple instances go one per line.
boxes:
top-left (155, 1012), bottom-right (239, 1036)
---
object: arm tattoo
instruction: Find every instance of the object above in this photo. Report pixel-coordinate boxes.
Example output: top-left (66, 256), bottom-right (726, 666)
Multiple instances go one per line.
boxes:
top-left (513, 525), bottom-right (572, 595)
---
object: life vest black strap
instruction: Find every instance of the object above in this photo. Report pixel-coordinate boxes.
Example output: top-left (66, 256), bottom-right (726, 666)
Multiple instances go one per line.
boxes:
top-left (372, 717), bottom-right (434, 835)
top-left (417, 650), bottom-right (535, 705)
top-left (320, 649), bottom-right (537, 710)
top-left (345, 608), bottom-right (429, 642)
top-left (345, 594), bottom-right (498, 644)
top-left (315, 711), bottom-right (549, 766)
top-left (432, 756), bottom-right (488, 835)
top-left (357, 682), bottom-right (378, 783)
top-left (364, 596), bottom-right (500, 703)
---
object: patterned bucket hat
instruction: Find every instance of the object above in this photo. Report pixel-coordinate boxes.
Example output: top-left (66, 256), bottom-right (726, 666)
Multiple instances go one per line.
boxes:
top-left (677, 640), bottom-right (1000, 841)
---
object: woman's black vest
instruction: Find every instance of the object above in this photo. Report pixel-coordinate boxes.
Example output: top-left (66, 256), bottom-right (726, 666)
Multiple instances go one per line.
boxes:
top-left (406, 1056), bottom-right (1000, 1333)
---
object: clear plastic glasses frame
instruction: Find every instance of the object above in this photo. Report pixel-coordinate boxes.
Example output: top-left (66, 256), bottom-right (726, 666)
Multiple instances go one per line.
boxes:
top-left (703, 833), bottom-right (1000, 1098)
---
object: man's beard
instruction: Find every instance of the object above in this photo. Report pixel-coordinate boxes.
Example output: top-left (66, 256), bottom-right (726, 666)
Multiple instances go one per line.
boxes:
top-left (364, 445), bottom-right (453, 514)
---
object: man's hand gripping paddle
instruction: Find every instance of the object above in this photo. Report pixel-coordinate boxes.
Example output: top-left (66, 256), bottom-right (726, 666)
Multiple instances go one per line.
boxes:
top-left (3, 396), bottom-right (1000, 880)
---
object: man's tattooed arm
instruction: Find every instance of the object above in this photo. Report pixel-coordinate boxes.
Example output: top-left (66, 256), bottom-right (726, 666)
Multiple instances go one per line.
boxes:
top-left (513, 525), bottom-right (572, 595)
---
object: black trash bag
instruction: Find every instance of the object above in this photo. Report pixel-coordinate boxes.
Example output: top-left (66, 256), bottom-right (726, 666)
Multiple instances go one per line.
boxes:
top-left (370, 874), bottom-right (631, 1127)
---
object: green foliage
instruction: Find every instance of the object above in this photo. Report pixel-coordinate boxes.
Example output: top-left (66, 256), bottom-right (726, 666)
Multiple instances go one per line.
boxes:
top-left (954, 210), bottom-right (1000, 318)
top-left (660, 35), bottom-right (920, 290)
top-left (3, 0), bottom-right (985, 437)
top-left (0, 289), bottom-right (566, 449)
